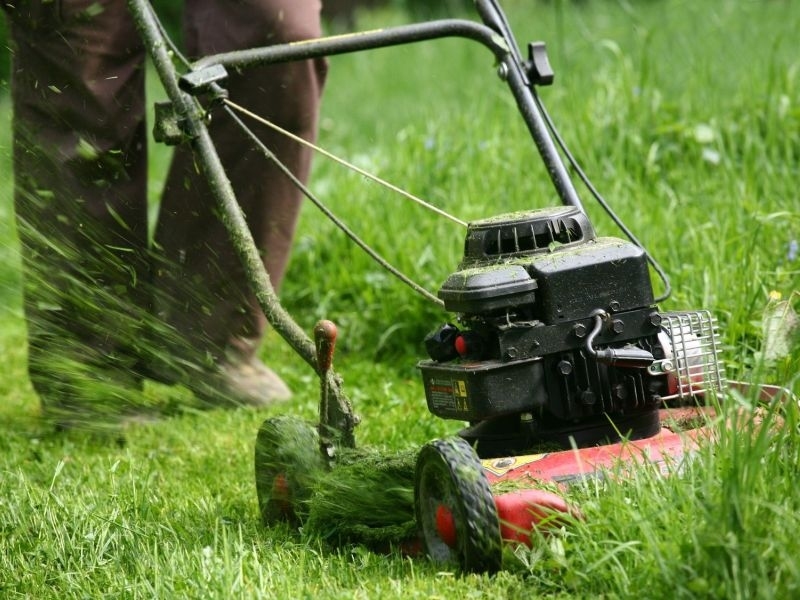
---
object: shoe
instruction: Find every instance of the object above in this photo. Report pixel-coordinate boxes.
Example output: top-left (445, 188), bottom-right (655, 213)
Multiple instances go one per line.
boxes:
top-left (187, 355), bottom-right (292, 409)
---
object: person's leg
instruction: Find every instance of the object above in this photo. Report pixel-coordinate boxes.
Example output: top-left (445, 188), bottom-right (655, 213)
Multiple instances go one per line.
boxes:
top-left (154, 0), bottom-right (327, 405)
top-left (6, 0), bottom-right (151, 427)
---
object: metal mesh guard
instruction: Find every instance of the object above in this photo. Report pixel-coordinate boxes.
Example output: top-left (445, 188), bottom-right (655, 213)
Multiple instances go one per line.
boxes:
top-left (657, 310), bottom-right (726, 402)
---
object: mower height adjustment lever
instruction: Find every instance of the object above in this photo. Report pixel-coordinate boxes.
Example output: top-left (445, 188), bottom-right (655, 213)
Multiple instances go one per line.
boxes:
top-left (314, 319), bottom-right (340, 459)
top-left (314, 319), bottom-right (338, 374)
top-left (525, 42), bottom-right (554, 86)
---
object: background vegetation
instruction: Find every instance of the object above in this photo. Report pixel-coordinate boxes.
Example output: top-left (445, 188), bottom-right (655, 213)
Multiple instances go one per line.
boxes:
top-left (1, 0), bottom-right (799, 597)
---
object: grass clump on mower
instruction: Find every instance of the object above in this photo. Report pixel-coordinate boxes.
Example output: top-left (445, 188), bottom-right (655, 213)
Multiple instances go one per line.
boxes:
top-left (303, 449), bottom-right (418, 548)
top-left (255, 419), bottom-right (418, 548)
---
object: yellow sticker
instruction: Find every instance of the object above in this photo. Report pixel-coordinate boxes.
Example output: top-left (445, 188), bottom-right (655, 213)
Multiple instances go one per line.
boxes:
top-left (482, 453), bottom-right (548, 477)
top-left (455, 380), bottom-right (467, 397)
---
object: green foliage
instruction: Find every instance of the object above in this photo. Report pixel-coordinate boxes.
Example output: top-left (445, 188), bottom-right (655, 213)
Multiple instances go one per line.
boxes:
top-left (1, 0), bottom-right (799, 597)
top-left (507, 401), bottom-right (800, 598)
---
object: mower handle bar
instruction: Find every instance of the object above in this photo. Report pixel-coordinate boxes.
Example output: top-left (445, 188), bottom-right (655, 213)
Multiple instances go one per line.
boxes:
top-left (129, 0), bottom-right (359, 445)
top-left (192, 13), bottom-right (585, 213)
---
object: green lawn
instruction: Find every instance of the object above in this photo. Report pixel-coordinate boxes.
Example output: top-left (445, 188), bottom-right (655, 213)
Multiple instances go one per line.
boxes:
top-left (1, 0), bottom-right (799, 597)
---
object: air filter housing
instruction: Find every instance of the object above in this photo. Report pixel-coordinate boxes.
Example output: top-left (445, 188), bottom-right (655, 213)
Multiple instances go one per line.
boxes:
top-left (438, 206), bottom-right (654, 321)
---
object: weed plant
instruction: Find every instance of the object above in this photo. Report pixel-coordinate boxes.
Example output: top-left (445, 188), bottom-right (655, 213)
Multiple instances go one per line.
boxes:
top-left (1, 0), bottom-right (799, 598)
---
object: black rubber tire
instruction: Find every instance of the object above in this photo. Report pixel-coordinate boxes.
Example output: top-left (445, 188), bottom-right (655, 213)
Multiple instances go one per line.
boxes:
top-left (254, 416), bottom-right (325, 526)
top-left (414, 437), bottom-right (502, 573)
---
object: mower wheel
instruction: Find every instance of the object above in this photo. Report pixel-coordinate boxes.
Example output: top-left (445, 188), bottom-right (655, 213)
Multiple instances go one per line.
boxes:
top-left (414, 437), bottom-right (502, 573)
top-left (254, 416), bottom-right (325, 526)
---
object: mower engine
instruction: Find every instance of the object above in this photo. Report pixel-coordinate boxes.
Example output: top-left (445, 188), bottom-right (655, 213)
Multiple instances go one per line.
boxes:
top-left (419, 206), bottom-right (725, 458)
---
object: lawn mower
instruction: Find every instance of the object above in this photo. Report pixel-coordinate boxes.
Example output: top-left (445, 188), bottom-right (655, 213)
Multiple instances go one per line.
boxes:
top-left (129, 0), bottom-right (793, 574)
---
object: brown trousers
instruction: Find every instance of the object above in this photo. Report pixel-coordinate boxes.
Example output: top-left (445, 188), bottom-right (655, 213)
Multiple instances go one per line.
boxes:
top-left (5, 0), bottom-right (326, 396)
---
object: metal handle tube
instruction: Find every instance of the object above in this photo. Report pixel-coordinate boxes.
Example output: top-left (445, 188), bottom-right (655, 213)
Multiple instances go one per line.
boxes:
top-left (476, 0), bottom-right (524, 62)
top-left (475, 0), bottom-right (584, 211)
top-left (192, 15), bottom-right (583, 212)
top-left (193, 19), bottom-right (509, 70)
top-left (501, 60), bottom-right (585, 211)
top-left (127, 0), bottom-right (318, 368)
top-left (130, 0), bottom-right (358, 445)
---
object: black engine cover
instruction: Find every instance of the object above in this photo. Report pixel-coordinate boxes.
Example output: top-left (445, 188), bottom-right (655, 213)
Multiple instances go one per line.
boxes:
top-left (420, 207), bottom-right (666, 449)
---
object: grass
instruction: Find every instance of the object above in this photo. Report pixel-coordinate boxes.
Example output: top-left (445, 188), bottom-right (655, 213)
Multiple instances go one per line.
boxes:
top-left (1, 0), bottom-right (800, 597)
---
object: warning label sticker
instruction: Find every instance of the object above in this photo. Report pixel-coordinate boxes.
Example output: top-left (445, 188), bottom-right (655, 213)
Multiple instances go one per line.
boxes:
top-left (482, 453), bottom-right (548, 477)
top-left (427, 378), bottom-right (468, 412)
